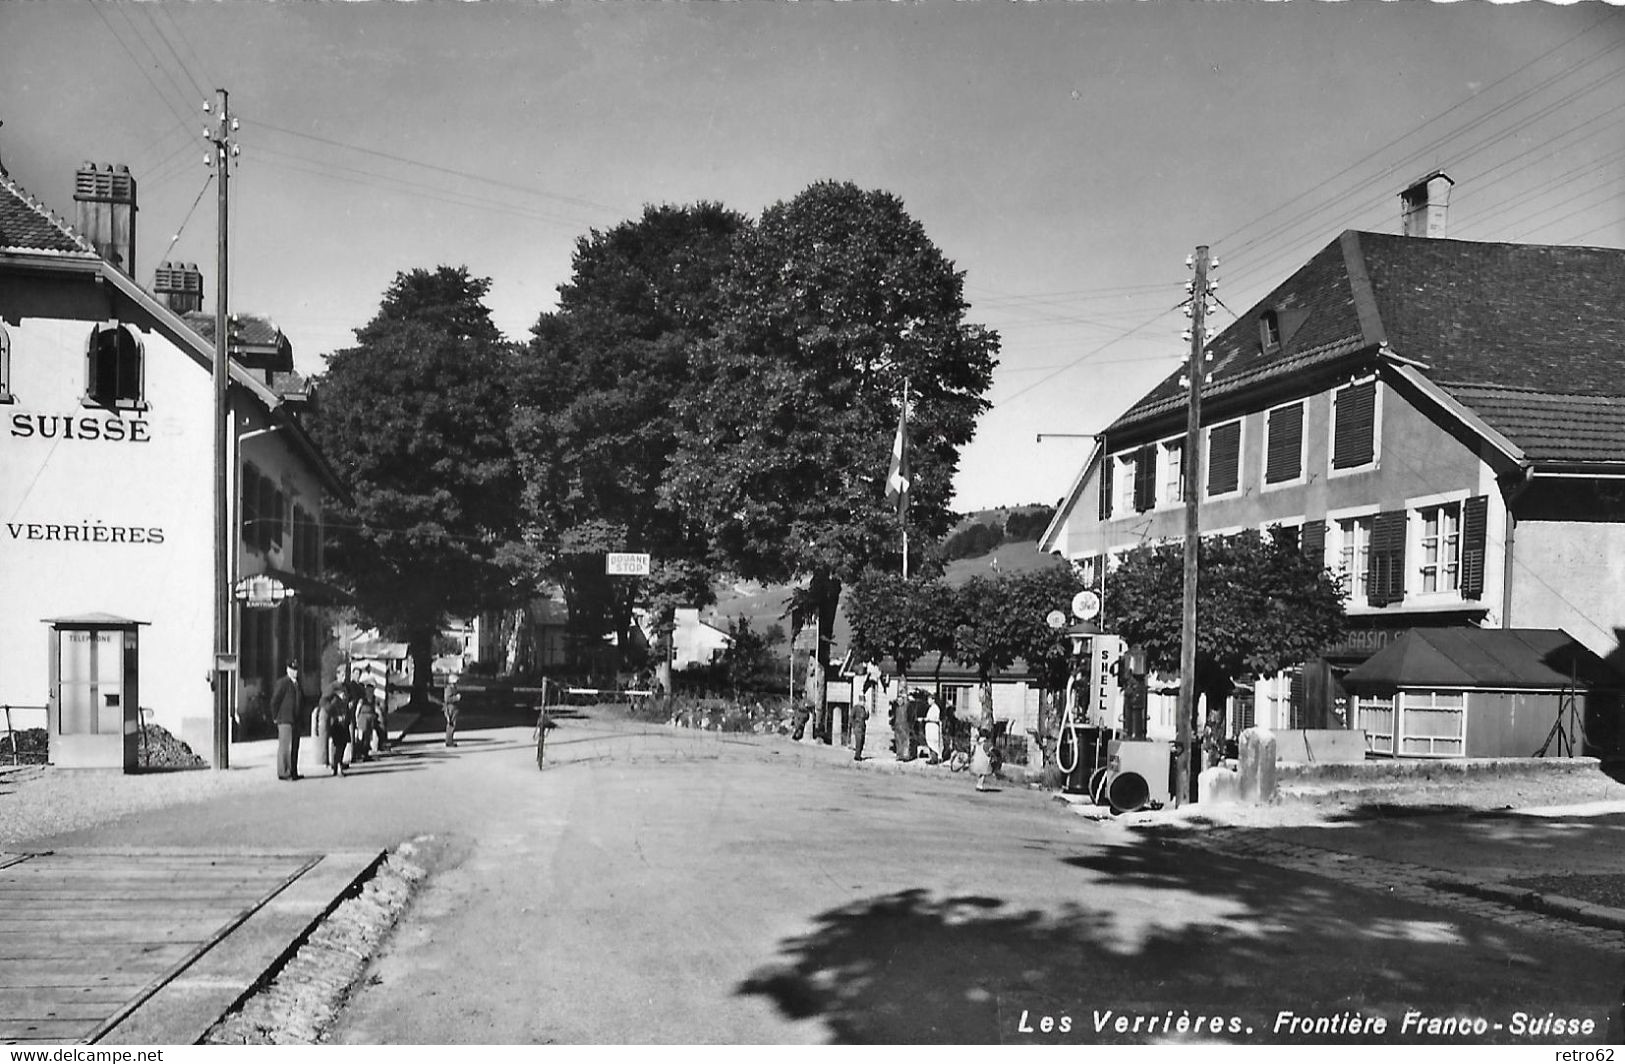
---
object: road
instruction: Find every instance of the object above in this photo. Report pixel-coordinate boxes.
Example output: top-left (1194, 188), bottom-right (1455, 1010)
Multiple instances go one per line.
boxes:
top-left (30, 706), bottom-right (1625, 1044)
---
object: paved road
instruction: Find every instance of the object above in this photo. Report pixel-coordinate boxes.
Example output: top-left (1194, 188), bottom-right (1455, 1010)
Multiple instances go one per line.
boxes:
top-left (32, 708), bottom-right (1625, 1044)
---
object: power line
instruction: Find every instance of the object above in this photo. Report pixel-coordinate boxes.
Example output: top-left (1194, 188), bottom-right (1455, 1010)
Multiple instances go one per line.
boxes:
top-left (160, 171), bottom-right (216, 263)
top-left (138, 4), bottom-right (210, 105)
top-left (239, 116), bottom-right (626, 219)
top-left (249, 150), bottom-right (609, 235)
top-left (89, 2), bottom-right (198, 145)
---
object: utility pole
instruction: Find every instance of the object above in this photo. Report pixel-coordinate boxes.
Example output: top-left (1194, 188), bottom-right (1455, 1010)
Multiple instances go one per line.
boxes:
top-left (206, 89), bottom-right (239, 770)
top-left (1176, 245), bottom-right (1213, 807)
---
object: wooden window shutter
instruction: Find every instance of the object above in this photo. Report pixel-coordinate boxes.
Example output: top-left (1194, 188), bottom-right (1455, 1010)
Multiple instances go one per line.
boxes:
top-left (1207, 421), bottom-right (1241, 496)
top-left (1133, 446), bottom-right (1156, 512)
top-left (1289, 670), bottom-right (1307, 730)
top-left (1367, 509), bottom-right (1407, 606)
top-left (1265, 402), bottom-right (1304, 484)
top-left (1461, 495), bottom-right (1489, 599)
top-left (1300, 519), bottom-right (1326, 564)
top-left (1099, 455), bottom-right (1114, 520)
top-left (1332, 380), bottom-right (1377, 469)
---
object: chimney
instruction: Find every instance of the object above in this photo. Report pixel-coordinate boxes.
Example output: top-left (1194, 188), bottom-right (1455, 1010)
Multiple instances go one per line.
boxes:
top-left (73, 162), bottom-right (137, 273)
top-left (153, 261), bottom-right (204, 314)
top-left (1400, 171), bottom-right (1453, 238)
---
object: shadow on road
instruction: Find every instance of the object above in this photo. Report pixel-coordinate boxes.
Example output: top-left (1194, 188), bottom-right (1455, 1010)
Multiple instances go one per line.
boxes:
top-left (737, 836), bottom-right (1622, 1044)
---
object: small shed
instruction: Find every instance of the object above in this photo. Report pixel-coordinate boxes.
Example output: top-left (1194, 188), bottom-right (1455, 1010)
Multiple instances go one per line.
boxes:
top-left (1341, 627), bottom-right (1624, 759)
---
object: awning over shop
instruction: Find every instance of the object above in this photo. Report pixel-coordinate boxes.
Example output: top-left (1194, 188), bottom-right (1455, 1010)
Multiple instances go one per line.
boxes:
top-left (1342, 627), bottom-right (1623, 695)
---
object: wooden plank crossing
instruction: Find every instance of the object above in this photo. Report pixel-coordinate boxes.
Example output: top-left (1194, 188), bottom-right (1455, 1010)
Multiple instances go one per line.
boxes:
top-left (0, 851), bottom-right (317, 1044)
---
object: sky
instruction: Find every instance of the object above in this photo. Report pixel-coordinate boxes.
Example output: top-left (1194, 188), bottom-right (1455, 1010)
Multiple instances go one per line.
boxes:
top-left (3, 0), bottom-right (1623, 513)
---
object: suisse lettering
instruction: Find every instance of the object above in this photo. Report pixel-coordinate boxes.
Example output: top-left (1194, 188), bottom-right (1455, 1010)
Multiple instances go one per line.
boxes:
top-left (8, 413), bottom-right (149, 442)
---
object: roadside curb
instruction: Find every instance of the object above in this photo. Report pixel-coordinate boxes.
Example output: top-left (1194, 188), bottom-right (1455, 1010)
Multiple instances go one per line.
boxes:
top-left (1429, 875), bottom-right (1625, 934)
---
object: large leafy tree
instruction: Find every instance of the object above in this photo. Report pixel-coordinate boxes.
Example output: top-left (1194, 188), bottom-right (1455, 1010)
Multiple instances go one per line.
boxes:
top-left (309, 266), bottom-right (522, 705)
top-left (513, 204), bottom-right (746, 681)
top-left (1105, 528), bottom-right (1348, 722)
top-left (948, 566), bottom-right (1084, 735)
top-left (846, 572), bottom-right (958, 755)
top-left (664, 181), bottom-right (998, 721)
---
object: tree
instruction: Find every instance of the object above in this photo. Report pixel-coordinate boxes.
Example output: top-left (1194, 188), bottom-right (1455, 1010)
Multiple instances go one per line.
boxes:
top-left (309, 266), bottom-right (522, 706)
top-left (946, 567), bottom-right (1085, 737)
top-left (1104, 528), bottom-right (1348, 726)
top-left (513, 204), bottom-right (746, 683)
top-left (846, 572), bottom-right (958, 756)
top-left (664, 181), bottom-right (998, 727)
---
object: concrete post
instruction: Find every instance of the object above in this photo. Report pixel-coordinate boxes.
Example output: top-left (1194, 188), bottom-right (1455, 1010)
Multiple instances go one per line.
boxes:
top-left (1238, 727), bottom-right (1277, 803)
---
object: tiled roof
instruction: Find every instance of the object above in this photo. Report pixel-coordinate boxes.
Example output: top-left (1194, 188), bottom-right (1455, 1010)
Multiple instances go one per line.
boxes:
top-left (1360, 233), bottom-right (1625, 395)
top-left (1107, 230), bottom-right (1625, 465)
top-left (1114, 236), bottom-right (1366, 431)
top-left (183, 310), bottom-right (295, 373)
top-left (0, 172), bottom-right (94, 257)
top-left (1442, 384), bottom-right (1625, 465)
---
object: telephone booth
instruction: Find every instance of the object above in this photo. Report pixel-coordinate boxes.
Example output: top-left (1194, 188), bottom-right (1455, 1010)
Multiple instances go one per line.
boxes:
top-left (44, 613), bottom-right (146, 770)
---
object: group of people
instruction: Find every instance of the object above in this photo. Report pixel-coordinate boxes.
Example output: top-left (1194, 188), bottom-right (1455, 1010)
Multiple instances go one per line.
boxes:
top-left (269, 658), bottom-right (385, 781)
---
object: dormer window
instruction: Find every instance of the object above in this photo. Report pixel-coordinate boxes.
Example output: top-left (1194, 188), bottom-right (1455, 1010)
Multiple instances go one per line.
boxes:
top-left (1260, 310), bottom-right (1281, 352)
top-left (86, 322), bottom-right (145, 409)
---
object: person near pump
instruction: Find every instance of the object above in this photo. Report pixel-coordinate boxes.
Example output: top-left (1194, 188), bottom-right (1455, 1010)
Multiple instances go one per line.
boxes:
top-left (352, 687), bottom-right (379, 762)
top-left (271, 658), bottom-right (303, 781)
top-left (971, 727), bottom-right (994, 792)
top-left (320, 684), bottom-right (352, 777)
top-left (923, 693), bottom-right (944, 764)
top-left (443, 672), bottom-right (462, 747)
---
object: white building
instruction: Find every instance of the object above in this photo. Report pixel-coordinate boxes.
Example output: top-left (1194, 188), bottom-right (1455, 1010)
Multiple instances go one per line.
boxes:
top-left (0, 160), bottom-right (348, 767)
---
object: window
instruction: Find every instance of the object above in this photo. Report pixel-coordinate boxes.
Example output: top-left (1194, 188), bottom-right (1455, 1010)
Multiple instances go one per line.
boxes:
top-left (1358, 693), bottom-right (1395, 755)
top-left (242, 464), bottom-right (286, 555)
top-left (1417, 501), bottom-right (1462, 594)
top-left (241, 464), bottom-right (261, 548)
top-left (1206, 420), bottom-right (1242, 497)
top-left (1332, 379), bottom-right (1377, 470)
top-left (0, 324), bottom-right (10, 402)
top-left (1131, 446), bottom-right (1155, 513)
top-left (1260, 310), bottom-right (1281, 352)
top-left (1399, 690), bottom-right (1465, 757)
top-left (1461, 496), bottom-right (1489, 599)
top-left (1099, 453), bottom-right (1113, 520)
top-left (1160, 439), bottom-right (1184, 506)
top-left (86, 323), bottom-right (144, 408)
top-left (1367, 509), bottom-right (1407, 606)
top-left (1337, 515), bottom-right (1373, 601)
top-left (1264, 401), bottom-right (1305, 485)
top-left (1114, 454), bottom-right (1136, 516)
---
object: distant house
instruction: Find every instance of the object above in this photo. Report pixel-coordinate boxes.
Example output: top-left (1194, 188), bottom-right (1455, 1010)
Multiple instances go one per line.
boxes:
top-left (1041, 171), bottom-right (1625, 758)
top-left (661, 608), bottom-right (733, 672)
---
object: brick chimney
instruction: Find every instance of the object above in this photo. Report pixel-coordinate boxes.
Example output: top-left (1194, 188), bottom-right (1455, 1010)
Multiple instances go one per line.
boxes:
top-left (153, 261), bottom-right (204, 314)
top-left (1400, 171), bottom-right (1453, 238)
top-left (73, 162), bottom-right (137, 273)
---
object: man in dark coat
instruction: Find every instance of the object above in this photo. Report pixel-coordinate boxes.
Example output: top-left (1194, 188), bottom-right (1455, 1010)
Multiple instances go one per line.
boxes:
top-left (271, 658), bottom-right (303, 781)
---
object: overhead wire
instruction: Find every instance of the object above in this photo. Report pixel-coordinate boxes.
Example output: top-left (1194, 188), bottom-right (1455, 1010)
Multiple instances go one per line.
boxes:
top-left (239, 117), bottom-right (626, 219)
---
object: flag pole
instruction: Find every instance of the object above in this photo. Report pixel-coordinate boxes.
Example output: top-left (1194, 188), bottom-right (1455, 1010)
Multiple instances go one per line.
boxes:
top-left (901, 378), bottom-right (910, 580)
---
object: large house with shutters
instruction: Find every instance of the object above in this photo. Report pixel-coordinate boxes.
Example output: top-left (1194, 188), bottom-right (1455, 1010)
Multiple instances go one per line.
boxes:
top-left (1040, 173), bottom-right (1625, 757)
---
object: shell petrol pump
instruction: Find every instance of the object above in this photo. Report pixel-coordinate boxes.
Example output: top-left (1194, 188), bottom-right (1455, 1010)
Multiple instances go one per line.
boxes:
top-left (1055, 589), bottom-right (1124, 795)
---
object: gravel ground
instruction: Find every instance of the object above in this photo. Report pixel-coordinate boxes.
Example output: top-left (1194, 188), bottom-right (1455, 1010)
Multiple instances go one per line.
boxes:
top-left (204, 842), bottom-right (427, 1046)
top-left (0, 762), bottom-right (273, 848)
